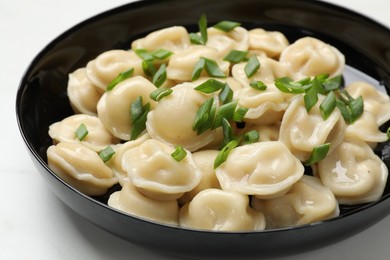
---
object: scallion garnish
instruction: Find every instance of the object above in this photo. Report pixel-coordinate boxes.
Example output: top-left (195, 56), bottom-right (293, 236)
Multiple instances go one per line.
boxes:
top-left (192, 97), bottom-right (216, 135)
top-left (249, 80), bottom-right (267, 91)
top-left (243, 130), bottom-right (259, 145)
top-left (189, 14), bottom-right (208, 45)
top-left (194, 78), bottom-right (225, 93)
top-left (223, 50), bottom-right (248, 63)
top-left (349, 96), bottom-right (364, 123)
top-left (152, 64), bottom-right (167, 88)
top-left (130, 96), bottom-right (150, 140)
top-left (320, 91), bottom-right (336, 120)
top-left (152, 49), bottom-right (173, 60)
top-left (134, 49), bottom-right (154, 61)
top-left (213, 101), bottom-right (238, 128)
top-left (99, 146), bottom-right (115, 163)
top-left (323, 75), bottom-right (343, 91)
top-left (191, 58), bottom-right (206, 81)
top-left (218, 83), bottom-right (233, 104)
top-left (274, 77), bottom-right (306, 94)
top-left (336, 99), bottom-right (351, 123)
top-left (221, 118), bottom-right (234, 147)
top-left (142, 60), bottom-right (157, 77)
top-left (150, 88), bottom-right (173, 101)
top-left (171, 146), bottom-right (187, 162)
top-left (303, 82), bottom-right (319, 112)
top-left (75, 123), bottom-right (88, 141)
top-left (214, 140), bottom-right (238, 168)
top-left (213, 20), bottom-right (241, 32)
top-left (203, 57), bottom-right (226, 78)
top-left (304, 143), bottom-right (330, 165)
top-left (244, 55), bottom-right (260, 78)
top-left (233, 107), bottom-right (248, 122)
top-left (106, 68), bottom-right (134, 91)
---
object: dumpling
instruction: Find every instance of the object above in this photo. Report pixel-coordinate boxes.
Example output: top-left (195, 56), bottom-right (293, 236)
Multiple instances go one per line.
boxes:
top-left (97, 76), bottom-right (157, 141)
top-left (237, 123), bottom-right (280, 142)
top-left (279, 37), bottom-right (345, 80)
top-left (146, 82), bottom-right (220, 151)
top-left (121, 139), bottom-right (202, 201)
top-left (48, 114), bottom-right (119, 152)
top-left (252, 175), bottom-right (339, 229)
top-left (345, 81), bottom-right (390, 126)
top-left (47, 142), bottom-right (117, 196)
top-left (248, 28), bottom-right (289, 58)
top-left (179, 189), bottom-right (265, 231)
top-left (178, 150), bottom-right (221, 205)
top-left (86, 50), bottom-right (145, 91)
top-left (344, 111), bottom-right (388, 148)
top-left (215, 141), bottom-right (304, 199)
top-left (317, 139), bottom-right (388, 205)
top-left (166, 45), bottom-right (230, 82)
top-left (206, 26), bottom-right (249, 57)
top-left (108, 182), bottom-right (179, 226)
top-left (131, 26), bottom-right (191, 52)
top-left (107, 133), bottom-right (150, 186)
top-left (279, 95), bottom-right (346, 161)
top-left (232, 56), bottom-right (289, 85)
top-left (67, 68), bottom-right (102, 116)
top-left (236, 83), bottom-right (290, 125)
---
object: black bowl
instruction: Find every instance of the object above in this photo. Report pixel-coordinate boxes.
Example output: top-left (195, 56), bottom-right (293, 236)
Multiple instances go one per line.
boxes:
top-left (15, 0), bottom-right (390, 258)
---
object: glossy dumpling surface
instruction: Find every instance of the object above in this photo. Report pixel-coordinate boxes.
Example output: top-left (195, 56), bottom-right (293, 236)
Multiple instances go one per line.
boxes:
top-left (248, 28), bottom-right (289, 58)
top-left (206, 26), bottom-right (249, 57)
top-left (179, 189), bottom-right (265, 231)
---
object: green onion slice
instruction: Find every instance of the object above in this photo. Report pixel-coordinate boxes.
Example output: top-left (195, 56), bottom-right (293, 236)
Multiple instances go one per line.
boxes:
top-left (214, 140), bottom-right (238, 168)
top-left (191, 58), bottom-right (206, 81)
top-left (304, 83), bottom-right (319, 112)
top-left (190, 14), bottom-right (208, 45)
top-left (134, 49), bottom-right (154, 61)
top-left (106, 68), bottom-right (134, 91)
top-left (249, 80), bottom-right (267, 91)
top-left (99, 146), bottom-right (115, 163)
top-left (142, 60), bottom-right (157, 77)
top-left (274, 77), bottom-right (306, 94)
top-left (244, 55), bottom-right (260, 78)
top-left (75, 123), bottom-right (88, 141)
top-left (218, 83), bottom-right (233, 104)
top-left (336, 99), bottom-right (352, 124)
top-left (320, 91), bottom-right (336, 120)
top-left (130, 96), bottom-right (150, 140)
top-left (233, 107), bottom-right (248, 122)
top-left (243, 130), bottom-right (259, 145)
top-left (195, 78), bottom-right (225, 93)
top-left (150, 88), bottom-right (173, 101)
top-left (192, 97), bottom-right (216, 135)
top-left (349, 96), bottom-right (364, 123)
top-left (152, 49), bottom-right (173, 60)
top-left (213, 101), bottom-right (238, 129)
top-left (221, 118), bottom-right (234, 147)
top-left (203, 57), bottom-right (226, 78)
top-left (223, 50), bottom-right (248, 63)
top-left (304, 143), bottom-right (330, 166)
top-left (213, 20), bottom-right (241, 32)
top-left (152, 64), bottom-right (167, 88)
top-left (171, 146), bottom-right (187, 162)
top-left (323, 75), bottom-right (343, 91)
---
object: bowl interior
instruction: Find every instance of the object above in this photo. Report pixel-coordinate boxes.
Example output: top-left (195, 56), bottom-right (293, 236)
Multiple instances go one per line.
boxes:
top-left (16, 0), bottom-right (390, 257)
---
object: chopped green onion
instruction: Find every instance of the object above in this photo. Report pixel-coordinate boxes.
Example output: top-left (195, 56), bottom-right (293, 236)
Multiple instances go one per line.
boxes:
top-left (244, 55), bottom-right (260, 78)
top-left (213, 101), bottom-right (238, 129)
top-left (106, 68), bottom-right (134, 91)
top-left (171, 146), bottom-right (187, 162)
top-left (134, 49), bottom-right (154, 61)
top-left (320, 91), bottom-right (336, 120)
top-left (349, 96), bottom-right (364, 123)
top-left (249, 80), bottom-right (267, 91)
top-left (150, 88), bottom-right (173, 101)
top-left (190, 14), bottom-right (208, 45)
top-left (221, 118), bottom-right (234, 147)
top-left (304, 143), bottom-right (330, 165)
top-left (203, 57), bottom-right (226, 78)
top-left (243, 130), bottom-right (259, 145)
top-left (274, 77), bottom-right (306, 94)
top-left (304, 83), bottom-right (319, 112)
top-left (213, 20), bottom-right (241, 32)
top-left (192, 97), bottom-right (216, 135)
top-left (152, 64), bottom-right (167, 88)
top-left (152, 49), bottom-right (173, 60)
top-left (315, 73), bottom-right (330, 83)
top-left (336, 99), bottom-right (352, 123)
top-left (218, 83), bottom-right (233, 104)
top-left (75, 123), bottom-right (88, 141)
top-left (223, 50), bottom-right (248, 63)
top-left (233, 107), bottom-right (248, 122)
top-left (191, 58), bottom-right (206, 81)
top-left (214, 140), bottom-right (238, 168)
top-left (323, 75), bottom-right (343, 91)
top-left (195, 78), bottom-right (225, 93)
top-left (99, 146), bottom-right (115, 163)
top-left (130, 96), bottom-right (150, 140)
top-left (142, 60), bottom-right (157, 77)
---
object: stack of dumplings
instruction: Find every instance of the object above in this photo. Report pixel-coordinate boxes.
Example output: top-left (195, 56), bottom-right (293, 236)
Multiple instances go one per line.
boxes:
top-left (46, 18), bottom-right (390, 232)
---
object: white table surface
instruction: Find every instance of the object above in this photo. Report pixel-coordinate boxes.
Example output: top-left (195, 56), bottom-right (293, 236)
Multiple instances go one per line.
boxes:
top-left (2, 0), bottom-right (390, 259)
